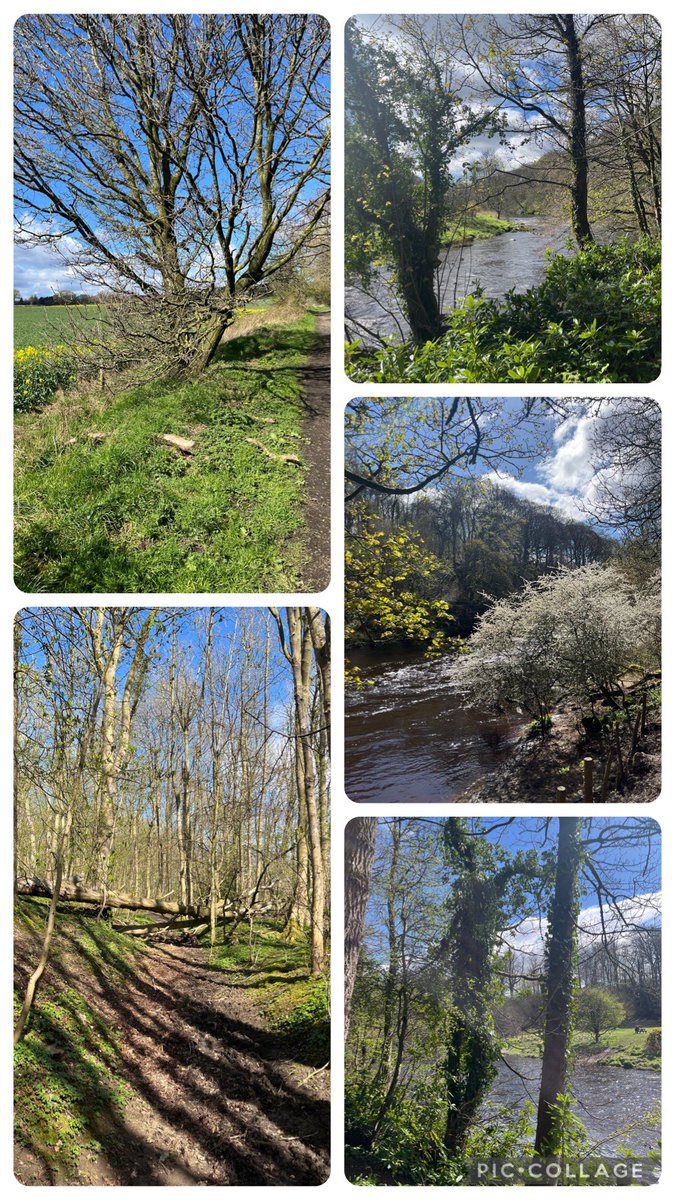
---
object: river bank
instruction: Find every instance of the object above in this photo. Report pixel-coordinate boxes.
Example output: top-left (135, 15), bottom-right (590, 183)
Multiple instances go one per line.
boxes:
top-left (504, 1027), bottom-right (661, 1072)
top-left (345, 216), bottom-right (569, 344)
top-left (345, 650), bottom-right (661, 804)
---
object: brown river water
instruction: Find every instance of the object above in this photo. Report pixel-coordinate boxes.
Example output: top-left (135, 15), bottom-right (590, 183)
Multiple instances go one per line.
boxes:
top-left (345, 218), bottom-right (570, 344)
top-left (345, 649), bottom-right (525, 803)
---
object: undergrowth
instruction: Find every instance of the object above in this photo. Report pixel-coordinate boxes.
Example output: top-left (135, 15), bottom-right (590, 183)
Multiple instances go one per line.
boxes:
top-left (15, 309), bottom-right (318, 592)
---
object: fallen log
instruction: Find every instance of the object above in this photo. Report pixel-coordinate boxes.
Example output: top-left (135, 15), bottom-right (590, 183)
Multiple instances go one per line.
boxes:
top-left (17, 878), bottom-right (276, 925)
top-left (17, 878), bottom-right (227, 920)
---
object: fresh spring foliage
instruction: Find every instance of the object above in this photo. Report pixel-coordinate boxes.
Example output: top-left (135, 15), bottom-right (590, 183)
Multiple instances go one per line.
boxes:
top-left (452, 563), bottom-right (661, 722)
top-left (345, 508), bottom-right (461, 673)
top-left (14, 345), bottom-right (75, 413)
top-left (346, 239), bottom-right (661, 384)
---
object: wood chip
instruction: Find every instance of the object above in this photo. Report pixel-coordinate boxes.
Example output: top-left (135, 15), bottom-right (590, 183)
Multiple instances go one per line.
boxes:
top-left (244, 437), bottom-right (302, 466)
top-left (157, 433), bottom-right (195, 454)
top-left (86, 431), bottom-right (110, 442)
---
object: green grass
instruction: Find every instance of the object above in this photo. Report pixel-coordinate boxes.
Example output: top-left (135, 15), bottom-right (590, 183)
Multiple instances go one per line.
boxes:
top-left (14, 898), bottom-right (141, 1182)
top-left (15, 310), bottom-right (317, 592)
top-left (201, 921), bottom-right (330, 1065)
top-left (440, 210), bottom-right (518, 246)
top-left (505, 1024), bottom-right (661, 1070)
top-left (14, 304), bottom-right (103, 349)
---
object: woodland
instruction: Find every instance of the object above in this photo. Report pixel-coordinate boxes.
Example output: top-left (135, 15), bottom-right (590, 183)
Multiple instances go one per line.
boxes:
top-left (14, 606), bottom-right (330, 1186)
top-left (345, 396), bottom-right (661, 804)
top-left (344, 816), bottom-right (661, 1186)
top-left (345, 13), bottom-right (661, 383)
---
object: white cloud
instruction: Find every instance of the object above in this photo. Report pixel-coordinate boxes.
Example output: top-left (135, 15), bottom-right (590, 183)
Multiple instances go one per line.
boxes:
top-left (504, 892), bottom-right (662, 964)
top-left (484, 470), bottom-right (584, 519)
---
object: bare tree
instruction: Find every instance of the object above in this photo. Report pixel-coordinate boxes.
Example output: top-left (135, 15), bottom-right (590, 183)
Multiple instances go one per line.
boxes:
top-left (15, 14), bottom-right (329, 376)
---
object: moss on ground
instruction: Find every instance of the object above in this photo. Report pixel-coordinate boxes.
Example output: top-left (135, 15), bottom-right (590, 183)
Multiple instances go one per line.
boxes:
top-left (200, 921), bottom-right (330, 1064)
top-left (14, 898), bottom-right (141, 1181)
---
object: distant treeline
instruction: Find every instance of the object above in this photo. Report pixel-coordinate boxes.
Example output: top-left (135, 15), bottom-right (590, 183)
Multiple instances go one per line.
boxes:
top-left (15, 291), bottom-right (104, 306)
top-left (347, 477), bottom-right (613, 639)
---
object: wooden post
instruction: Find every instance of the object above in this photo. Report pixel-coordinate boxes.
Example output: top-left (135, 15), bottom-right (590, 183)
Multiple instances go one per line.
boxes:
top-left (556, 785), bottom-right (567, 802)
top-left (600, 747), bottom-right (614, 801)
top-left (629, 705), bottom-right (642, 764)
top-left (613, 726), bottom-right (624, 788)
top-left (583, 757), bottom-right (593, 803)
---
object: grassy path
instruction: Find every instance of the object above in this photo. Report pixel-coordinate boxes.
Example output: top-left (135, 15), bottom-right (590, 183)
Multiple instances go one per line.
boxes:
top-left (297, 310), bottom-right (331, 590)
top-left (15, 308), bottom-right (319, 592)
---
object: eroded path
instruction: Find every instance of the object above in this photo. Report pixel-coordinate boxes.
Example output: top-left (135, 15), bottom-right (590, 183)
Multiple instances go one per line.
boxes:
top-left (16, 941), bottom-right (330, 1186)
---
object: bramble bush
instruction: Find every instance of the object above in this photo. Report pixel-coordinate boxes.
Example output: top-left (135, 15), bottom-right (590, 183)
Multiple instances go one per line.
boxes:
top-left (346, 238), bottom-right (661, 384)
top-left (14, 344), bottom-right (75, 413)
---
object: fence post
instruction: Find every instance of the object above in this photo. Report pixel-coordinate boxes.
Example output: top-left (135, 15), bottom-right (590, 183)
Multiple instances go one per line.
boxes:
top-left (600, 746), bottom-right (615, 801)
top-left (583, 757), bottom-right (594, 803)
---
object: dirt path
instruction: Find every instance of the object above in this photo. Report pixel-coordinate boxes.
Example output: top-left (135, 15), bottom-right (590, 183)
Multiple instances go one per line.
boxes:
top-left (17, 942), bottom-right (329, 1186)
top-left (298, 310), bottom-right (330, 591)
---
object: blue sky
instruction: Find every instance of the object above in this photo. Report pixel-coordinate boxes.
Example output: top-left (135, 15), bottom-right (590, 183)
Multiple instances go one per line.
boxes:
top-left (346, 396), bottom-right (659, 531)
top-left (362, 816), bottom-right (661, 965)
top-left (14, 14), bottom-right (330, 297)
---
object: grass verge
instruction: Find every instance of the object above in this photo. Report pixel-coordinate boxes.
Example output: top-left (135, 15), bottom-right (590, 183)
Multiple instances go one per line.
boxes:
top-left (200, 921), bottom-right (330, 1065)
top-left (15, 308), bottom-right (317, 592)
top-left (14, 898), bottom-right (141, 1182)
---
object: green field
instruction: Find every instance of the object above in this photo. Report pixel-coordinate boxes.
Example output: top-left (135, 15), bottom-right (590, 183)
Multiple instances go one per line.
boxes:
top-left (14, 304), bottom-right (103, 349)
top-left (506, 1025), bottom-right (661, 1070)
top-left (440, 210), bottom-right (519, 246)
top-left (15, 307), bottom-right (319, 593)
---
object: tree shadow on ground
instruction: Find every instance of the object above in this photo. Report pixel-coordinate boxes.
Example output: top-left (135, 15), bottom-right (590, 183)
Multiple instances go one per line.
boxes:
top-left (15, 913), bottom-right (329, 1186)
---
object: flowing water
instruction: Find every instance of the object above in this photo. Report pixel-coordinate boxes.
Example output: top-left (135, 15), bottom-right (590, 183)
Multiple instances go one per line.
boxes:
top-left (345, 649), bottom-right (524, 803)
top-left (485, 1055), bottom-right (660, 1158)
top-left (345, 218), bottom-right (570, 344)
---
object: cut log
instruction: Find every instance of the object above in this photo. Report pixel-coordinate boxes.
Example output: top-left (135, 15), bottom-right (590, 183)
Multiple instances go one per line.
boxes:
top-left (157, 433), bottom-right (195, 454)
top-left (244, 437), bottom-right (302, 466)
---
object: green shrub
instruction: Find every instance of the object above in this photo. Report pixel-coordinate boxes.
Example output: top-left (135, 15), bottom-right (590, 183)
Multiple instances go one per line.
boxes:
top-left (645, 1029), bottom-right (661, 1056)
top-left (14, 344), bottom-right (75, 412)
top-left (346, 238), bottom-right (660, 384)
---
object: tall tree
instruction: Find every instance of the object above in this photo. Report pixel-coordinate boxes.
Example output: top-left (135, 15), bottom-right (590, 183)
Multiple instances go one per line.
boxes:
top-left (460, 14), bottom-right (604, 246)
top-left (534, 817), bottom-right (582, 1158)
top-left (344, 817), bottom-right (378, 1037)
top-left (15, 14), bottom-right (330, 375)
top-left (346, 18), bottom-right (496, 344)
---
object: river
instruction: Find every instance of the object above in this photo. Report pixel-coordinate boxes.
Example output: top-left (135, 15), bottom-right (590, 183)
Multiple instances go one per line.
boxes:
top-left (345, 217), bottom-right (570, 344)
top-left (485, 1055), bottom-right (660, 1158)
top-left (345, 649), bottom-right (524, 803)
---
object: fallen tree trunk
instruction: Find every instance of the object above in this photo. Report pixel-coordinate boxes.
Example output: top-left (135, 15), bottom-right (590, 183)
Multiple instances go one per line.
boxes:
top-left (15, 877), bottom-right (250, 921)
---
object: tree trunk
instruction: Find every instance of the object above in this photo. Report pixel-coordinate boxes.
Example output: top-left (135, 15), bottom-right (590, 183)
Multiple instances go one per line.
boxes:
top-left (563, 17), bottom-right (593, 246)
top-left (14, 808), bottom-right (72, 1043)
top-left (344, 817), bottom-right (378, 1037)
top-left (534, 817), bottom-right (582, 1160)
top-left (16, 876), bottom-right (259, 921)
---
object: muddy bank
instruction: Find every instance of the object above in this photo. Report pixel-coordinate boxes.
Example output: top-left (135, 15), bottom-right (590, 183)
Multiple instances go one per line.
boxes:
top-left (455, 703), bottom-right (661, 804)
